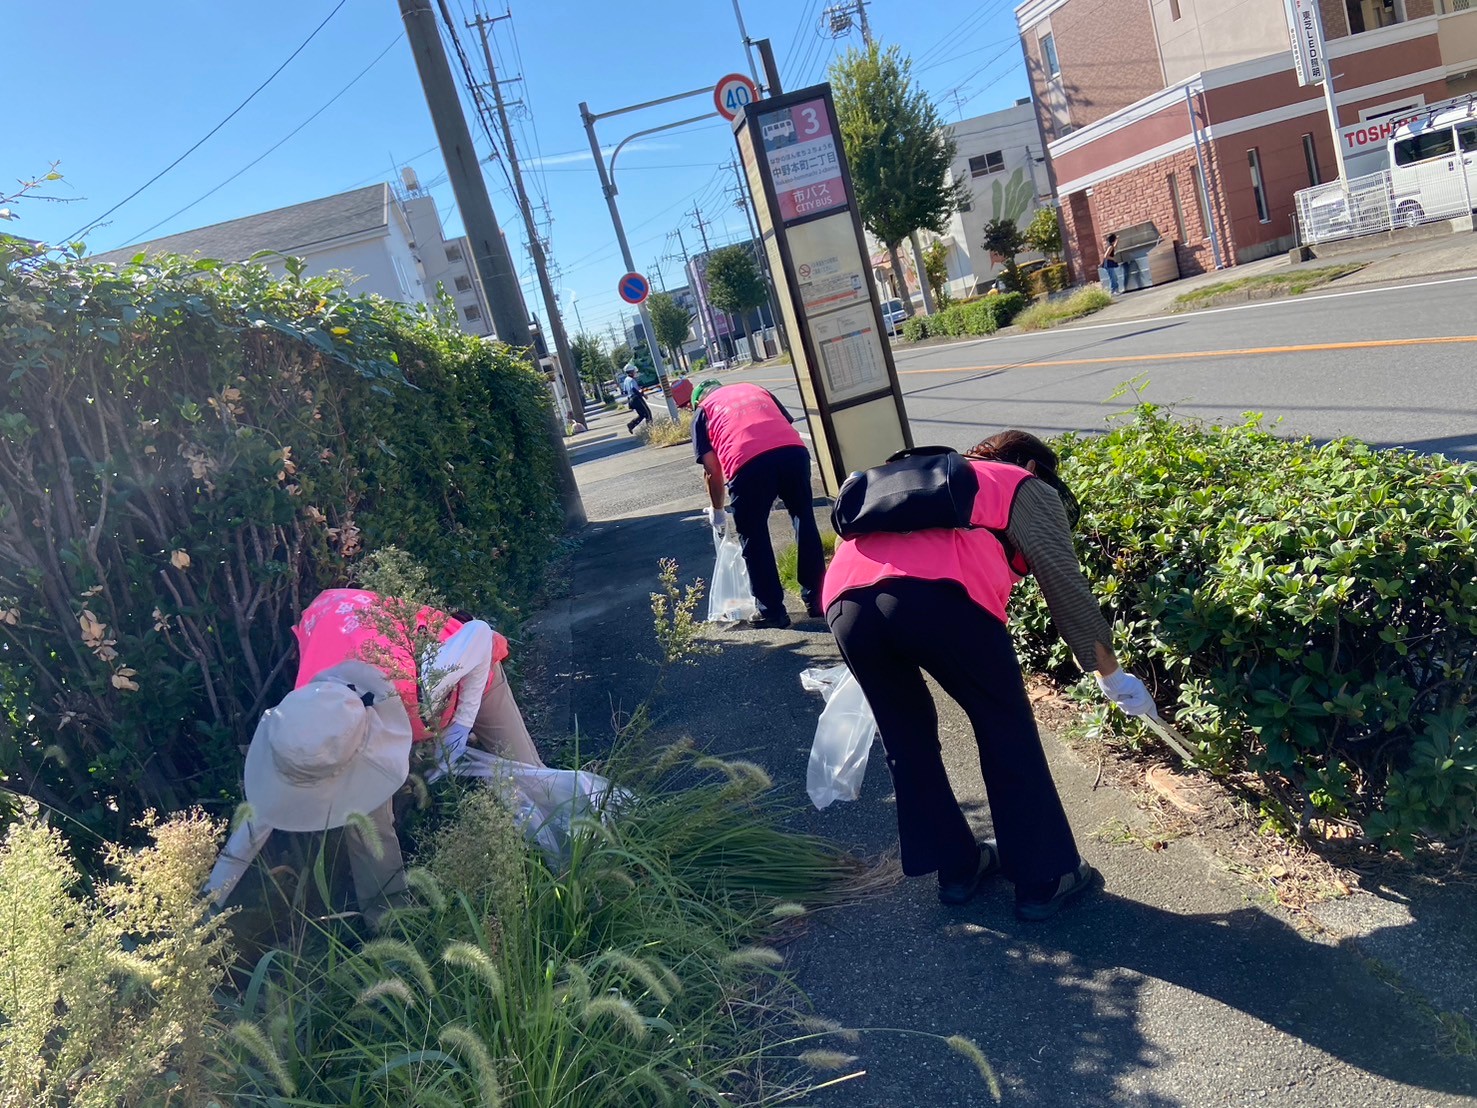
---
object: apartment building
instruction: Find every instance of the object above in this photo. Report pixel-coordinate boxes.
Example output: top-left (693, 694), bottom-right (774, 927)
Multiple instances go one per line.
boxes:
top-left (1017, 0), bottom-right (1477, 273)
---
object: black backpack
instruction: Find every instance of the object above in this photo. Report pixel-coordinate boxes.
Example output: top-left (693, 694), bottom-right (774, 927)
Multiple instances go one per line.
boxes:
top-left (831, 446), bottom-right (979, 539)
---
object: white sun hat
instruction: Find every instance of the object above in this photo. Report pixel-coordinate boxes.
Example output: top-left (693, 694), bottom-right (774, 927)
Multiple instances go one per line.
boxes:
top-left (243, 661), bottom-right (412, 833)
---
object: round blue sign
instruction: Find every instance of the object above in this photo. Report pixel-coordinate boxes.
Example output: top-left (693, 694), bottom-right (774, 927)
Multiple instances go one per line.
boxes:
top-left (618, 271), bottom-right (650, 305)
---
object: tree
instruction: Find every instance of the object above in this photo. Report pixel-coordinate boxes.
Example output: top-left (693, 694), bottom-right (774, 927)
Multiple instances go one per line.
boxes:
top-left (1024, 207), bottom-right (1063, 262)
top-left (610, 342), bottom-right (633, 371)
top-left (647, 291), bottom-right (695, 372)
top-left (570, 333), bottom-right (611, 400)
top-left (705, 245), bottom-right (768, 362)
top-left (922, 239), bottom-right (951, 308)
top-left (830, 42), bottom-right (964, 318)
top-left (983, 217), bottom-right (1027, 294)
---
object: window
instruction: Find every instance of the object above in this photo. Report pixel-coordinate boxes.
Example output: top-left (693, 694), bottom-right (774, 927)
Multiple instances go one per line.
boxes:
top-left (1460, 123), bottom-right (1477, 152)
top-left (1394, 129), bottom-right (1456, 165)
top-left (968, 151), bottom-right (1006, 177)
top-left (446, 244), bottom-right (464, 263)
top-left (1248, 147), bottom-right (1270, 223)
top-left (1192, 163), bottom-right (1213, 235)
top-left (1039, 32), bottom-right (1060, 78)
top-left (1168, 172), bottom-right (1188, 242)
top-left (454, 274), bottom-right (473, 293)
top-left (1346, 0), bottom-right (1402, 34)
top-left (463, 304), bottom-right (482, 322)
top-left (1169, 0), bottom-right (1182, 19)
top-left (1302, 133), bottom-right (1322, 187)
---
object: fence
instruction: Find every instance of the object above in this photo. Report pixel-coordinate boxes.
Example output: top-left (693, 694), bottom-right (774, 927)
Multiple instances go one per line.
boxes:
top-left (1295, 167), bottom-right (1475, 245)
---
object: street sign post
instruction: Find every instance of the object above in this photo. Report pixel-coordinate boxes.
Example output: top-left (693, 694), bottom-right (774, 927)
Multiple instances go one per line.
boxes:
top-left (714, 73), bottom-right (759, 122)
top-left (732, 84), bottom-right (911, 496)
top-left (618, 271), bottom-right (650, 305)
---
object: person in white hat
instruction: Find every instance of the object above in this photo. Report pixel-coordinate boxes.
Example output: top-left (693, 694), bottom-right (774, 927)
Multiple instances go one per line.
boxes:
top-left (203, 661), bottom-right (414, 925)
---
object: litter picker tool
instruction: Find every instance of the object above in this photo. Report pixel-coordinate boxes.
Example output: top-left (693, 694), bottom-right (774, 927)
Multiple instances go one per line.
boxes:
top-left (1143, 712), bottom-right (1197, 765)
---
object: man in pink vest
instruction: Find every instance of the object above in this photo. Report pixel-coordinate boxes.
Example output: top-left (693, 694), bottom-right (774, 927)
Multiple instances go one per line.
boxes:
top-left (692, 380), bottom-right (825, 629)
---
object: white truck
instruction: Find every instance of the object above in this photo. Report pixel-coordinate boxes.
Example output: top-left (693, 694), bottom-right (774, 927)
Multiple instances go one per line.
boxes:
top-left (1386, 97), bottom-right (1477, 227)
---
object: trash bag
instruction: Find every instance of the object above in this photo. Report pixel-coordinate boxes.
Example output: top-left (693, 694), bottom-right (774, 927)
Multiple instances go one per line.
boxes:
top-left (803, 666), bottom-right (880, 810)
top-left (707, 527), bottom-right (759, 623)
top-left (800, 663), bottom-right (851, 698)
top-left (449, 749), bottom-right (629, 863)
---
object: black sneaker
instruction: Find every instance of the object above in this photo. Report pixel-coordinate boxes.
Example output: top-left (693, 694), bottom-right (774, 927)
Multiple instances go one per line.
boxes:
top-left (805, 601), bottom-right (826, 620)
top-left (1014, 862), bottom-right (1101, 922)
top-left (748, 609), bottom-right (791, 630)
top-left (938, 840), bottom-right (1001, 905)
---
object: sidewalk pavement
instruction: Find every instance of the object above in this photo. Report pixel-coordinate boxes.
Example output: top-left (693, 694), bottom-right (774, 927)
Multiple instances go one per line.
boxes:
top-left (532, 405), bottom-right (1477, 1107)
top-left (988, 230), bottom-right (1477, 332)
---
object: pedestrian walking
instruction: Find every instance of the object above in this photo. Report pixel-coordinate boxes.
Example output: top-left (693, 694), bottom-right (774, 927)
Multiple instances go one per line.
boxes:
top-left (623, 366), bottom-right (652, 434)
top-left (1101, 233), bottom-right (1123, 295)
top-left (823, 431), bottom-right (1157, 920)
top-left (692, 380), bottom-right (825, 629)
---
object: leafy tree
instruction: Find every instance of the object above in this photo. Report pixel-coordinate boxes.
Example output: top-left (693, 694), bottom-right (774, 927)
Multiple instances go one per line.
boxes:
top-left (705, 245), bottom-right (768, 362)
top-left (922, 239), bottom-right (951, 308)
top-left (983, 217), bottom-right (1028, 294)
top-left (610, 342), bottom-right (633, 370)
top-left (1024, 207), bottom-right (1063, 262)
top-left (647, 291), bottom-right (694, 371)
top-left (830, 42), bottom-right (964, 318)
top-left (570, 333), bottom-right (611, 399)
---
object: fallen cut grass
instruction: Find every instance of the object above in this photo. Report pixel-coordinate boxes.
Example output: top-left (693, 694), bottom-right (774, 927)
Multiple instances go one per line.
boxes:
top-left (1171, 263), bottom-right (1365, 310)
top-left (1014, 287), bottom-right (1113, 332)
top-left (638, 409), bottom-right (694, 448)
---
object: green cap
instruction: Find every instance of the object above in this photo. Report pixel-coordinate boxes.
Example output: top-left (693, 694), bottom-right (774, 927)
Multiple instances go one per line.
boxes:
top-left (693, 379), bottom-right (724, 405)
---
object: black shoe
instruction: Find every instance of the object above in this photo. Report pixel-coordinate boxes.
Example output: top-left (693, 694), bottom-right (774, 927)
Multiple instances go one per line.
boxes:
top-left (1014, 861), bottom-right (1101, 921)
top-left (748, 609), bottom-right (791, 630)
top-left (805, 601), bottom-right (826, 619)
top-left (938, 840), bottom-right (1001, 905)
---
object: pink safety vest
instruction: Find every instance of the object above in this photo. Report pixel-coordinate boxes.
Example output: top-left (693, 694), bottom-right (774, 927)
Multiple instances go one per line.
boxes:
top-left (821, 461), bottom-right (1033, 623)
top-left (292, 588), bottom-right (508, 743)
top-left (700, 383), bottom-right (803, 478)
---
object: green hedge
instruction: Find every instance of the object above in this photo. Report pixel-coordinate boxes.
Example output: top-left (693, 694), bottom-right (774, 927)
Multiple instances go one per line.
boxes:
top-left (1010, 405), bottom-right (1477, 850)
top-left (0, 244), bottom-right (563, 843)
top-left (1026, 262), bottom-right (1071, 298)
top-left (900, 293), bottom-right (1026, 342)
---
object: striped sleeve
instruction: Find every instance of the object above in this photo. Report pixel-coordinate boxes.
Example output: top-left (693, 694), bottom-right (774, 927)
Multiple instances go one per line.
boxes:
top-left (1005, 478), bottom-right (1114, 672)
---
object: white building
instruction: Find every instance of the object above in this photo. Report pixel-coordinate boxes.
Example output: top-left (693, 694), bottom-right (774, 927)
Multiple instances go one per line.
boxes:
top-left (95, 182), bottom-right (495, 337)
top-left (932, 100), bottom-right (1054, 298)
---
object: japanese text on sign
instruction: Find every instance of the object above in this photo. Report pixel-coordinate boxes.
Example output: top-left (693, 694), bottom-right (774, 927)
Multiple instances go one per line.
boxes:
top-left (759, 99), bottom-right (847, 223)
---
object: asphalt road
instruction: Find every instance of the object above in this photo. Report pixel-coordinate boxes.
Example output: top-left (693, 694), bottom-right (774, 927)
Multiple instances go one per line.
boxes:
top-left (726, 272), bottom-right (1477, 459)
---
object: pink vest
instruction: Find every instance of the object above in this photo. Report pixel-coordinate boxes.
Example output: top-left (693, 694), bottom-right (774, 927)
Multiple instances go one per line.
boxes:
top-left (293, 588), bottom-right (508, 742)
top-left (821, 461), bottom-right (1033, 623)
top-left (700, 383), bottom-right (803, 478)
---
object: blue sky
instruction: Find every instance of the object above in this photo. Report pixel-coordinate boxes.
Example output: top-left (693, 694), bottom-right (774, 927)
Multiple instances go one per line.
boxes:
top-left (9, 0), bottom-right (1029, 340)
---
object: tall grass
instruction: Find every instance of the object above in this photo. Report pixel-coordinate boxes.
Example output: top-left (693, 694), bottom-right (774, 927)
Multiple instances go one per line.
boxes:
top-left (778, 531), bottom-right (839, 594)
top-left (1014, 287), bottom-right (1113, 331)
top-left (637, 410), bottom-right (695, 448)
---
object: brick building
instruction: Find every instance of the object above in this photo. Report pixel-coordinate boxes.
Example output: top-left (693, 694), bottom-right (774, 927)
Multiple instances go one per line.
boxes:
top-left (1016, 0), bottom-right (1477, 277)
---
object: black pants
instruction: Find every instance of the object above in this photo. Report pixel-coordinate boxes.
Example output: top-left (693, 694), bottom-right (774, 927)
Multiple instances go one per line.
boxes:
top-left (626, 392), bottom-right (652, 432)
top-left (827, 577), bottom-right (1080, 886)
top-left (729, 445), bottom-right (825, 617)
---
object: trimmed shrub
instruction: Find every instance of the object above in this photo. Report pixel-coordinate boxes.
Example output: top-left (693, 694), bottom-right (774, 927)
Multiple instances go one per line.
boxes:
top-left (900, 315), bottom-right (930, 343)
top-left (0, 245), bottom-right (563, 843)
top-left (1027, 263), bottom-right (1071, 298)
top-left (1012, 405), bottom-right (1477, 850)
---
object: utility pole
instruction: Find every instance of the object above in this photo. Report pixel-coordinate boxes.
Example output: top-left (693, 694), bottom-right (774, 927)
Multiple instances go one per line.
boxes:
top-left (823, 1), bottom-right (873, 46)
top-left (650, 258), bottom-right (666, 291)
top-left (471, 11), bottom-right (583, 410)
top-left (672, 227), bottom-right (717, 363)
top-left (729, 155), bottom-right (787, 353)
top-left (688, 206), bottom-right (730, 359)
top-left (398, 0), bottom-right (584, 527)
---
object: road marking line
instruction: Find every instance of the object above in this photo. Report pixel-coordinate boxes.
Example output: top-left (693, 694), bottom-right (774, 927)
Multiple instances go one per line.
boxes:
top-left (894, 335), bottom-right (1477, 376)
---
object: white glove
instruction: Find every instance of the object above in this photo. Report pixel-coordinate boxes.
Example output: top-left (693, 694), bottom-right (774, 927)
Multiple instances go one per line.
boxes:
top-left (706, 506), bottom-right (728, 532)
top-left (437, 723), bottom-right (472, 770)
top-left (1097, 669), bottom-right (1158, 718)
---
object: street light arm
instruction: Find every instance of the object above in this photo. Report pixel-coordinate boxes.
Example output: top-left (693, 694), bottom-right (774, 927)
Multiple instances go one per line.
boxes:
top-left (610, 112), bottom-right (721, 186)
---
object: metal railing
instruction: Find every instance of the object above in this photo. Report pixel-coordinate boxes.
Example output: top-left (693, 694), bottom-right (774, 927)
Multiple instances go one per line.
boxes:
top-left (1294, 167), bottom-right (1474, 244)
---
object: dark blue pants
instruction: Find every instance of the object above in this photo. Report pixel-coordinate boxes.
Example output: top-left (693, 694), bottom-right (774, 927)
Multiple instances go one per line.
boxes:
top-left (728, 445), bottom-right (825, 618)
top-left (827, 577), bottom-right (1081, 886)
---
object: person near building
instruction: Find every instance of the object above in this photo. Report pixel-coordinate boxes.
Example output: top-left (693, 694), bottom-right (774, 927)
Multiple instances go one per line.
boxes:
top-left (1101, 233), bottom-right (1123, 295)
top-left (822, 430), bottom-right (1158, 920)
top-left (203, 588), bottom-right (543, 922)
top-left (622, 366), bottom-right (653, 434)
top-left (692, 380), bottom-right (825, 629)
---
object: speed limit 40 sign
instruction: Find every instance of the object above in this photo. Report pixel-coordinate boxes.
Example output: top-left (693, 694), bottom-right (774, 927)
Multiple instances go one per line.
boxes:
top-left (713, 73), bottom-right (759, 121)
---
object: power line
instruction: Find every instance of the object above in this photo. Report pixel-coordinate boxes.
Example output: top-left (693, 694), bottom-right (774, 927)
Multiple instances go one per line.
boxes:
top-left (65, 0), bottom-right (351, 243)
top-left (116, 34), bottom-right (404, 249)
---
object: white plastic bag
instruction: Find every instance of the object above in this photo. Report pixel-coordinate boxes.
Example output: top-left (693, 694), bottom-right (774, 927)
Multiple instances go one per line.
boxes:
top-left (804, 667), bottom-right (880, 810)
top-left (800, 663), bottom-right (850, 698)
top-left (449, 749), bottom-right (629, 862)
top-left (707, 528), bottom-right (759, 623)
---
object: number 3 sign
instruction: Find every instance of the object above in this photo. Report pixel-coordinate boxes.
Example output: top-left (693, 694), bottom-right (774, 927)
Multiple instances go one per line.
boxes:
top-left (713, 73), bottom-right (759, 121)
